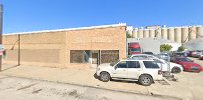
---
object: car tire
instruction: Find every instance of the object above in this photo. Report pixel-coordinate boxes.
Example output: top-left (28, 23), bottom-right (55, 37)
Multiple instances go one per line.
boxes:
top-left (100, 72), bottom-right (110, 82)
top-left (171, 67), bottom-right (181, 73)
top-left (139, 75), bottom-right (153, 86)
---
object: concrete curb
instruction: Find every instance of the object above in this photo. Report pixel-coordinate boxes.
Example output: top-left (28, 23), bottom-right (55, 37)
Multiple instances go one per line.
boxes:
top-left (1, 74), bottom-right (182, 100)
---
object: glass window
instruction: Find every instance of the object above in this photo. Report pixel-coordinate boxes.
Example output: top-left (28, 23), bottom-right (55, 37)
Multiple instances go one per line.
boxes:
top-left (127, 61), bottom-right (140, 68)
top-left (70, 50), bottom-right (90, 63)
top-left (83, 50), bottom-right (90, 63)
top-left (116, 61), bottom-right (127, 68)
top-left (143, 61), bottom-right (160, 69)
top-left (131, 48), bottom-right (141, 52)
top-left (178, 58), bottom-right (193, 62)
top-left (101, 50), bottom-right (119, 63)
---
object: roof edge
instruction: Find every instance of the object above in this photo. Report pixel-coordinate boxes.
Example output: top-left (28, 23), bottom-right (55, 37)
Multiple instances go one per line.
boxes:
top-left (4, 23), bottom-right (127, 35)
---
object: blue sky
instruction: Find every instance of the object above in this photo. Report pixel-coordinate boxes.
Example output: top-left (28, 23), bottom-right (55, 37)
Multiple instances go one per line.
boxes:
top-left (0, 0), bottom-right (203, 33)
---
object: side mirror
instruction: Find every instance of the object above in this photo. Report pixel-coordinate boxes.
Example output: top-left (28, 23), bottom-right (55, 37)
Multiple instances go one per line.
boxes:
top-left (114, 66), bottom-right (117, 70)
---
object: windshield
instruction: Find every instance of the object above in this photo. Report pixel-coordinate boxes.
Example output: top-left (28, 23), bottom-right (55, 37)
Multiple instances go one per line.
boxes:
top-left (175, 53), bottom-right (184, 56)
top-left (110, 61), bottom-right (119, 66)
top-left (177, 58), bottom-right (193, 62)
top-left (131, 48), bottom-right (141, 52)
top-left (144, 52), bottom-right (153, 55)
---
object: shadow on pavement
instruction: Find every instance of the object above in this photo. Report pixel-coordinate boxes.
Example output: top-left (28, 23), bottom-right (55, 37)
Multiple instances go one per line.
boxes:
top-left (1, 64), bottom-right (19, 72)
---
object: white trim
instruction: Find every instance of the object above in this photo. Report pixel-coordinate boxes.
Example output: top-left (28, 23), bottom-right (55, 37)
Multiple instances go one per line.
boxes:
top-left (4, 23), bottom-right (127, 35)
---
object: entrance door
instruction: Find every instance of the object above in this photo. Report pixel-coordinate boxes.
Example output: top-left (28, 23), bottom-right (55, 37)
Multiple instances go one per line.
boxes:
top-left (92, 53), bottom-right (99, 68)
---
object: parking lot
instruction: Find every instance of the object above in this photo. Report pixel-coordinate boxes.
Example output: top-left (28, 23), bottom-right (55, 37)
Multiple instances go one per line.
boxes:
top-left (0, 57), bottom-right (202, 100)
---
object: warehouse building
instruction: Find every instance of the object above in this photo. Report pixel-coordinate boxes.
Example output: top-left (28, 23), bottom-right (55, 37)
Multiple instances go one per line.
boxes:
top-left (2, 23), bottom-right (127, 68)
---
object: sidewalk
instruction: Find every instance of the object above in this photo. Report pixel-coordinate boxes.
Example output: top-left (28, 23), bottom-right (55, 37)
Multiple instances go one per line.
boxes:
top-left (0, 64), bottom-right (202, 100)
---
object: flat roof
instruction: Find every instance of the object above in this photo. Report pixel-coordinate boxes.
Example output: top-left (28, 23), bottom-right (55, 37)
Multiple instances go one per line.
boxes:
top-left (4, 23), bottom-right (127, 35)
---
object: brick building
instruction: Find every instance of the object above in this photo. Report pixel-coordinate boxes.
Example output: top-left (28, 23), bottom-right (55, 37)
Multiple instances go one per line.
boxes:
top-left (2, 23), bottom-right (127, 68)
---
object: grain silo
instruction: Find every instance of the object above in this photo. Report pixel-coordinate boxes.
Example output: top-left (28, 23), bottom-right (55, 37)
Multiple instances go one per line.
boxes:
top-left (174, 27), bottom-right (182, 43)
top-left (155, 28), bottom-right (161, 38)
top-left (132, 28), bottom-right (138, 38)
top-left (188, 26), bottom-right (197, 41)
top-left (126, 26), bottom-right (133, 37)
top-left (143, 29), bottom-right (150, 38)
top-left (181, 26), bottom-right (189, 43)
top-left (196, 25), bottom-right (202, 38)
top-left (185, 26), bottom-right (203, 50)
top-left (138, 27), bottom-right (144, 38)
top-left (168, 27), bottom-right (175, 42)
top-left (149, 29), bottom-right (155, 38)
top-left (161, 28), bottom-right (168, 40)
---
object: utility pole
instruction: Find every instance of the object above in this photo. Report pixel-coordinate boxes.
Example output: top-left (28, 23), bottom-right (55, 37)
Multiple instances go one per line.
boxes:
top-left (0, 4), bottom-right (3, 71)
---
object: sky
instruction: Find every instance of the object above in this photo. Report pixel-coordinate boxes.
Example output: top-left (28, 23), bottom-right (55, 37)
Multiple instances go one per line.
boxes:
top-left (0, 0), bottom-right (203, 33)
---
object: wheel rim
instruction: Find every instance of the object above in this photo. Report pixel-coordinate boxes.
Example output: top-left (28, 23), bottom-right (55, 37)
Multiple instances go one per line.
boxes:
top-left (101, 73), bottom-right (108, 81)
top-left (142, 77), bottom-right (150, 85)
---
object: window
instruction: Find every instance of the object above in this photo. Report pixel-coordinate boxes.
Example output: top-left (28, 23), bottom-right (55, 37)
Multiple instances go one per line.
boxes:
top-left (70, 50), bottom-right (90, 63)
top-left (143, 61), bottom-right (160, 69)
top-left (127, 61), bottom-right (140, 68)
top-left (101, 50), bottom-right (119, 63)
top-left (131, 48), bottom-right (141, 52)
top-left (116, 61), bottom-right (127, 68)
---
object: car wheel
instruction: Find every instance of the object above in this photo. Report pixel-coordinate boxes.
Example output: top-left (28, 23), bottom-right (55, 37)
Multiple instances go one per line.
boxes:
top-left (100, 72), bottom-right (110, 82)
top-left (171, 67), bottom-right (181, 73)
top-left (139, 75), bottom-right (153, 86)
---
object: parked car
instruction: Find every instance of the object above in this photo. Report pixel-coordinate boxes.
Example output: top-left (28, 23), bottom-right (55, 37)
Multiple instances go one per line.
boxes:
top-left (195, 50), bottom-right (203, 58)
top-left (191, 51), bottom-right (202, 58)
top-left (130, 54), bottom-right (183, 73)
top-left (188, 51), bottom-right (194, 57)
top-left (96, 59), bottom-right (163, 86)
top-left (143, 52), bottom-right (154, 55)
top-left (170, 52), bottom-right (186, 62)
top-left (157, 53), bottom-right (170, 62)
top-left (173, 57), bottom-right (203, 72)
top-left (199, 55), bottom-right (203, 60)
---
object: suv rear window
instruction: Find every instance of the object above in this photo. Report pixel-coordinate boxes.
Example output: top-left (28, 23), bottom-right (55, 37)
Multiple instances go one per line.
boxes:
top-left (143, 61), bottom-right (160, 69)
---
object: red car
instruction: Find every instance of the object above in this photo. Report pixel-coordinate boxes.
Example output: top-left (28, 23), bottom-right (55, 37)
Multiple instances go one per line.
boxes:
top-left (173, 57), bottom-right (202, 72)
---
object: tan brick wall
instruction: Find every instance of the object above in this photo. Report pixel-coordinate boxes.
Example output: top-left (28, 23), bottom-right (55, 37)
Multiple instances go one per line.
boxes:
top-left (2, 26), bottom-right (126, 68)
top-left (66, 26), bottom-right (127, 65)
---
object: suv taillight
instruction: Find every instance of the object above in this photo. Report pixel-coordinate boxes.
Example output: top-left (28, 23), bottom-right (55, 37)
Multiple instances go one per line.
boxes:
top-left (158, 70), bottom-right (163, 75)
